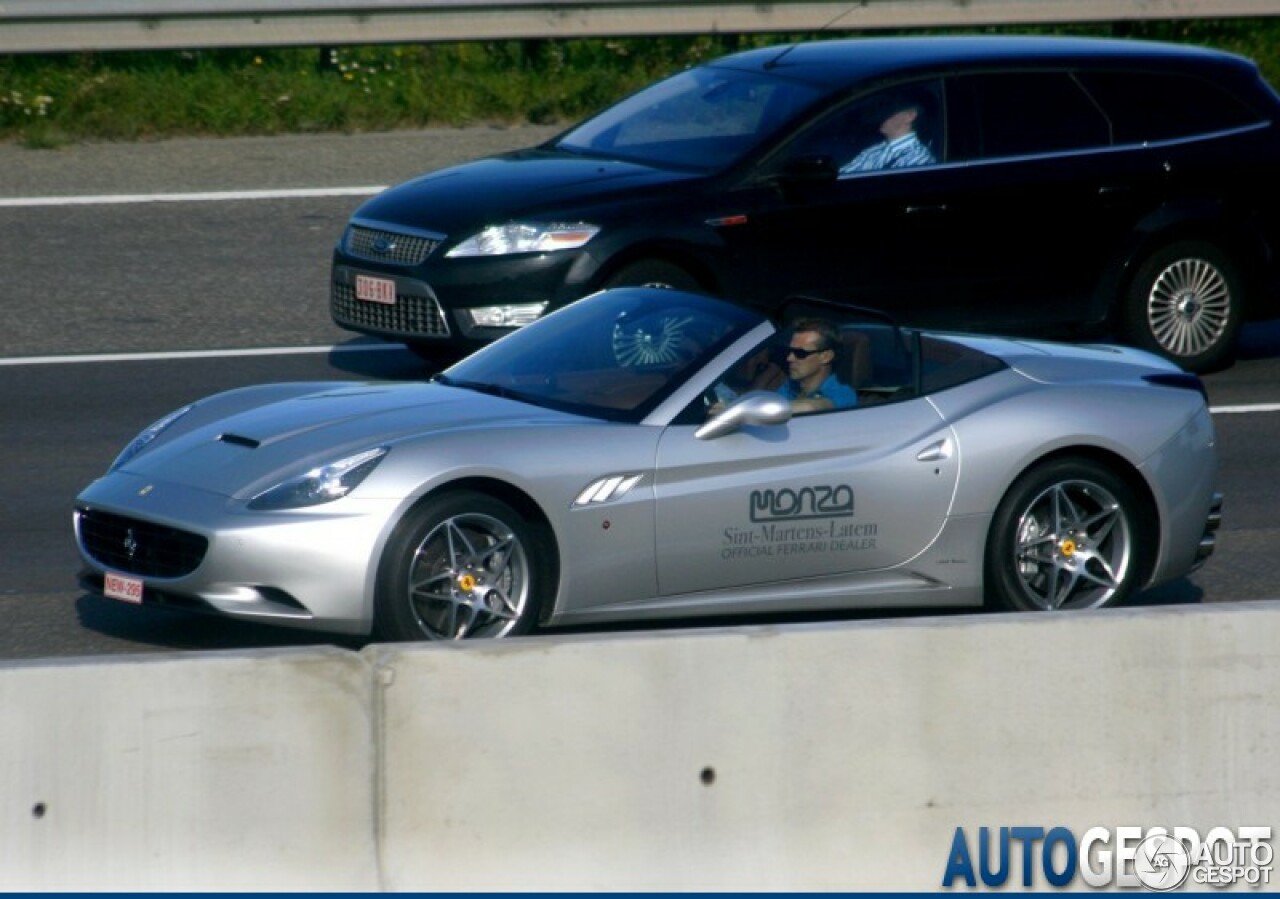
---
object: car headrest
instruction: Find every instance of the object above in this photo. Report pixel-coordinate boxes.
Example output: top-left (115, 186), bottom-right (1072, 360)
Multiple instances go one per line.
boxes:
top-left (837, 329), bottom-right (872, 388)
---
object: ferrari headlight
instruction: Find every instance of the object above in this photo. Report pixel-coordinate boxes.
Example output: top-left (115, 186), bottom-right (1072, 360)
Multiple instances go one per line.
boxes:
top-left (445, 222), bottom-right (600, 257)
top-left (248, 447), bottom-right (389, 511)
top-left (110, 404), bottom-right (196, 472)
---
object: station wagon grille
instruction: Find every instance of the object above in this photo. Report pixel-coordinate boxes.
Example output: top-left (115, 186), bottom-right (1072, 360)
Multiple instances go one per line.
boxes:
top-left (332, 281), bottom-right (451, 337)
top-left (76, 508), bottom-right (208, 578)
top-left (347, 226), bottom-right (440, 266)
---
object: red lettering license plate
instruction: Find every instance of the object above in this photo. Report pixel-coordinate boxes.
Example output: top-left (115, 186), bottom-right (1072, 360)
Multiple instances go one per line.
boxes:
top-left (104, 572), bottom-right (144, 604)
top-left (355, 274), bottom-right (396, 305)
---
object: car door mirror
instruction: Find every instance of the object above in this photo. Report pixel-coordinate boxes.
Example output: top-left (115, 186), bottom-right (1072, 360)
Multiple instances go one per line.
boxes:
top-left (695, 390), bottom-right (792, 440)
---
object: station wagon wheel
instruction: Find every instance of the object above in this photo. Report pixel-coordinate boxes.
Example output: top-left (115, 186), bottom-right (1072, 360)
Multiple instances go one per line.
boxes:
top-left (985, 459), bottom-right (1144, 612)
top-left (374, 491), bottom-right (547, 641)
top-left (1122, 240), bottom-right (1242, 373)
top-left (604, 259), bottom-right (701, 293)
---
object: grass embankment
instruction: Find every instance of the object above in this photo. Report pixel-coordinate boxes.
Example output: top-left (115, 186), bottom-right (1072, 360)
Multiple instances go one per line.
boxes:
top-left (1, 18), bottom-right (1277, 148)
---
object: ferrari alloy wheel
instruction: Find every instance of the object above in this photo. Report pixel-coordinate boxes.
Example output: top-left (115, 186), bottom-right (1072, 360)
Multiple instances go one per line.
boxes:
top-left (1122, 240), bottom-right (1242, 373)
top-left (986, 459), bottom-right (1144, 612)
top-left (375, 491), bottom-right (547, 640)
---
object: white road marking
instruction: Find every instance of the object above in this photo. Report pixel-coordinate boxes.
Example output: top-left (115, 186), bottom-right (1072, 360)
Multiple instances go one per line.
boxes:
top-left (1210, 403), bottom-right (1280, 414)
top-left (0, 187), bottom-right (386, 208)
top-left (0, 343), bottom-right (406, 366)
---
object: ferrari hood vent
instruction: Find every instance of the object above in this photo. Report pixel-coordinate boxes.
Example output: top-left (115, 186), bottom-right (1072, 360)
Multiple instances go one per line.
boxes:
top-left (218, 433), bottom-right (261, 449)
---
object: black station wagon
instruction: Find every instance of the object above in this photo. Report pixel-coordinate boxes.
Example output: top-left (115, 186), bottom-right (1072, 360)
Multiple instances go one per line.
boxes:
top-left (331, 35), bottom-right (1280, 372)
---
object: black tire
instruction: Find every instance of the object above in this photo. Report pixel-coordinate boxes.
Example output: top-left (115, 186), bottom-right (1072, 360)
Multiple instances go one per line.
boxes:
top-left (1121, 240), bottom-right (1243, 373)
top-left (985, 458), bottom-right (1145, 612)
top-left (373, 491), bottom-right (551, 641)
top-left (604, 259), bottom-right (701, 292)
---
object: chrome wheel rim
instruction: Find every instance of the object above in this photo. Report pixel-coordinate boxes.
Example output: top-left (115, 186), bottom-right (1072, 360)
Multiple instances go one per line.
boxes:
top-left (407, 512), bottom-right (530, 639)
top-left (1146, 257), bottom-right (1231, 359)
top-left (1012, 479), bottom-right (1132, 610)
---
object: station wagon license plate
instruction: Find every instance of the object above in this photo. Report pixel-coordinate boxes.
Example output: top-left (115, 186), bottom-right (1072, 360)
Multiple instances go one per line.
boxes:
top-left (105, 572), bottom-right (144, 604)
top-left (355, 274), bottom-right (396, 305)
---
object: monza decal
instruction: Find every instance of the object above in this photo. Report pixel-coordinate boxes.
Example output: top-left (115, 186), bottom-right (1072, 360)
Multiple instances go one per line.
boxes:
top-left (749, 484), bottom-right (854, 522)
top-left (724, 484), bottom-right (876, 559)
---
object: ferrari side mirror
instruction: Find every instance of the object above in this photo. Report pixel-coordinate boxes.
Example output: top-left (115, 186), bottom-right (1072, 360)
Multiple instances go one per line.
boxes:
top-left (695, 390), bottom-right (792, 440)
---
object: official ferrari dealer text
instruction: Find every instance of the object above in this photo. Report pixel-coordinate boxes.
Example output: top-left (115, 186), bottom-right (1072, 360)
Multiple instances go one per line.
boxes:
top-left (721, 522), bottom-right (878, 559)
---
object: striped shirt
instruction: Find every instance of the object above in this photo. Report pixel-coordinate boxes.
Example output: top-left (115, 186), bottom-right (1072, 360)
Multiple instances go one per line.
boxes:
top-left (840, 132), bottom-right (935, 175)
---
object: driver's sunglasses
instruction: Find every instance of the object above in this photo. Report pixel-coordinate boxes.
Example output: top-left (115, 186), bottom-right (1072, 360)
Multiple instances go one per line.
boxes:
top-left (785, 345), bottom-right (826, 360)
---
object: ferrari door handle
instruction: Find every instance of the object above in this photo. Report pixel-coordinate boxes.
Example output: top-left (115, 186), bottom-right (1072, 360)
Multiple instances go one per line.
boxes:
top-left (917, 438), bottom-right (954, 462)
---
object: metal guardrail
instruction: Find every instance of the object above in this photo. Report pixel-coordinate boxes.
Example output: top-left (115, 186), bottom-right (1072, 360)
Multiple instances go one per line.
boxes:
top-left (2, 0), bottom-right (1278, 54)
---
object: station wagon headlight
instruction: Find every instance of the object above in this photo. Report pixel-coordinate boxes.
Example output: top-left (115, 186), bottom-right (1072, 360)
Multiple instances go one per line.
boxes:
top-left (248, 447), bottom-right (389, 511)
top-left (110, 403), bottom-right (196, 472)
top-left (446, 222), bottom-right (600, 257)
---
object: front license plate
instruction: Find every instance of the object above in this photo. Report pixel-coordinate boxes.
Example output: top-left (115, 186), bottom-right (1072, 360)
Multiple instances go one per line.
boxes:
top-left (104, 572), bottom-right (144, 605)
top-left (355, 274), bottom-right (396, 305)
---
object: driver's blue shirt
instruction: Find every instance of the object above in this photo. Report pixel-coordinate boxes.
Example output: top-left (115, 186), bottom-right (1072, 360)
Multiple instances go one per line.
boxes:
top-left (778, 372), bottom-right (858, 409)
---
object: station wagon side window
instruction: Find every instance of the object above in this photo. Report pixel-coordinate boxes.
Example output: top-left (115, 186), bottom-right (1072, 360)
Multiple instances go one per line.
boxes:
top-left (947, 71), bottom-right (1111, 161)
top-left (1075, 70), bottom-right (1264, 144)
top-left (775, 78), bottom-right (945, 177)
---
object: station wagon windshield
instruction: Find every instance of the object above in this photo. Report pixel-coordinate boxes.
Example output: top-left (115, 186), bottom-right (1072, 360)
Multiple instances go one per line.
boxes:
top-left (554, 67), bottom-right (825, 172)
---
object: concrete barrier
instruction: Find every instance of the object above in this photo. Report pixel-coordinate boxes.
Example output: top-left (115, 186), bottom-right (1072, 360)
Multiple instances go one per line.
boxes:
top-left (1, 646), bottom-right (379, 890)
top-left (4, 601), bottom-right (1279, 890)
top-left (375, 602), bottom-right (1280, 890)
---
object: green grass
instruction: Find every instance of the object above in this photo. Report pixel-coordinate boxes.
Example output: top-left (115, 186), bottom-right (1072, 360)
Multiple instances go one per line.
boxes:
top-left (1, 19), bottom-right (1277, 148)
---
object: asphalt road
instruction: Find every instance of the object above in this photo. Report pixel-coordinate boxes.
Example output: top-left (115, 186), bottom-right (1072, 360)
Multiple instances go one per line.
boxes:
top-left (3, 128), bottom-right (1279, 661)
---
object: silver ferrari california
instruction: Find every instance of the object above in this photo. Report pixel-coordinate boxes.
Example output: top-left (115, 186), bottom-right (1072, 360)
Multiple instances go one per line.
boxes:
top-left (74, 288), bottom-right (1221, 640)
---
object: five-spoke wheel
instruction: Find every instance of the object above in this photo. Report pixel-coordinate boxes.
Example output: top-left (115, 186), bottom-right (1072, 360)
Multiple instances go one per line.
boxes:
top-left (375, 491), bottom-right (550, 640)
top-left (986, 459), bottom-right (1145, 611)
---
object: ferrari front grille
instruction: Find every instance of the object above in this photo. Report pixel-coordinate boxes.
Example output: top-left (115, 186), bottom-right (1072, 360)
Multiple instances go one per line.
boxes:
top-left (76, 507), bottom-right (208, 578)
top-left (332, 281), bottom-right (451, 337)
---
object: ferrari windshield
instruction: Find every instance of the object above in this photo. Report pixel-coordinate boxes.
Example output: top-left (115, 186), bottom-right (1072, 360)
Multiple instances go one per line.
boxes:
top-left (441, 288), bottom-right (762, 421)
top-left (554, 66), bottom-right (825, 172)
